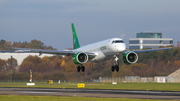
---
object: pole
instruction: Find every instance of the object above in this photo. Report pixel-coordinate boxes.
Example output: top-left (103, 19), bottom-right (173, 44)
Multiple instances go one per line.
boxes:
top-left (30, 70), bottom-right (32, 82)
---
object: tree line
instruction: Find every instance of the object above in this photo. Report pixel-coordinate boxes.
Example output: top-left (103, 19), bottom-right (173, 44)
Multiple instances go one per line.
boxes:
top-left (0, 39), bottom-right (180, 82)
top-left (0, 39), bottom-right (56, 50)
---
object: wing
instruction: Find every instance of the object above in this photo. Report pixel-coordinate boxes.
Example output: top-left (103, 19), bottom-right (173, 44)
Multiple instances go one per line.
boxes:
top-left (0, 48), bottom-right (96, 57)
top-left (0, 50), bottom-right (17, 53)
top-left (128, 47), bottom-right (172, 53)
top-left (10, 48), bottom-right (75, 56)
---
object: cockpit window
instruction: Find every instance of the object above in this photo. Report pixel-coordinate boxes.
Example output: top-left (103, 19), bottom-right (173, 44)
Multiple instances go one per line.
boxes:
top-left (112, 40), bottom-right (124, 44)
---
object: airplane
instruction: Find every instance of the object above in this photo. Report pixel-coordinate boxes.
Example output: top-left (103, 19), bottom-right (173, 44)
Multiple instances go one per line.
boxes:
top-left (1, 23), bottom-right (172, 72)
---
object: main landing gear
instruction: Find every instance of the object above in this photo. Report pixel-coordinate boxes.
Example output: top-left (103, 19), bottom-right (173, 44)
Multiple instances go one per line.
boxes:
top-left (77, 65), bottom-right (85, 72)
top-left (111, 56), bottom-right (119, 72)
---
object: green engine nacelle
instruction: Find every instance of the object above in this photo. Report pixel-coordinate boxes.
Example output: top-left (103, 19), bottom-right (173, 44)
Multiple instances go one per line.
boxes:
top-left (73, 52), bottom-right (88, 65)
top-left (123, 51), bottom-right (138, 65)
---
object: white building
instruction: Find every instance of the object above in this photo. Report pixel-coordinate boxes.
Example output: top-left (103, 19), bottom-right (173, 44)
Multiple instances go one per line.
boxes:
top-left (0, 53), bottom-right (53, 65)
top-left (129, 38), bottom-right (173, 50)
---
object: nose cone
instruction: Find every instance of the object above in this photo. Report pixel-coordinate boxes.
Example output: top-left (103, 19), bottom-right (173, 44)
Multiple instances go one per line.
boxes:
top-left (117, 43), bottom-right (126, 52)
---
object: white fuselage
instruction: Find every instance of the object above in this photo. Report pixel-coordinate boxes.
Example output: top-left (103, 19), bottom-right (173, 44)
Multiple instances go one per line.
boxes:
top-left (74, 38), bottom-right (126, 63)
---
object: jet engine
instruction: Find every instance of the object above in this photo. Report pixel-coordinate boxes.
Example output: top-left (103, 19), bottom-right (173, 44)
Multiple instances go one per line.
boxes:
top-left (72, 52), bottom-right (88, 65)
top-left (123, 51), bottom-right (138, 65)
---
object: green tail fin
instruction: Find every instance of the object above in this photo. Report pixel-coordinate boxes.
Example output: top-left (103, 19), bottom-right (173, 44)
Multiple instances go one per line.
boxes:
top-left (72, 23), bottom-right (80, 49)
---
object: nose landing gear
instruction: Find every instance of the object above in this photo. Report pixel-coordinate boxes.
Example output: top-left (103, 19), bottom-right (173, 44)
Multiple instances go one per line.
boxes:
top-left (111, 56), bottom-right (119, 72)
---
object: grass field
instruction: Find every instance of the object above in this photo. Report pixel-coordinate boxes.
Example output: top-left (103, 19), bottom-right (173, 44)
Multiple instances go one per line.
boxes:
top-left (0, 95), bottom-right (179, 101)
top-left (0, 82), bottom-right (180, 91)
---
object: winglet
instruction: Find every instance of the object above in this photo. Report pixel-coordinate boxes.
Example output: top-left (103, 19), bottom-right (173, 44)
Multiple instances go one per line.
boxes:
top-left (72, 23), bottom-right (80, 49)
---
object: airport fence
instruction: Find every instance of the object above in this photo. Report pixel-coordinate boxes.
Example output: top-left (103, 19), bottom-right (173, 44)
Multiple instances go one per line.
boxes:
top-left (99, 76), bottom-right (180, 83)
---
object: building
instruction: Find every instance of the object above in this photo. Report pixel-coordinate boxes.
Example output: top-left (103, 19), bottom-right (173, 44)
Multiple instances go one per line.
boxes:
top-left (137, 32), bottom-right (162, 38)
top-left (129, 38), bottom-right (173, 49)
top-left (0, 53), bottom-right (53, 65)
top-left (178, 42), bottom-right (180, 47)
top-left (129, 32), bottom-right (173, 50)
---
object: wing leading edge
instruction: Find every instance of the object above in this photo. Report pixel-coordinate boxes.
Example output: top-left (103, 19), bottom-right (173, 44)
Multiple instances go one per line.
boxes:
top-left (12, 48), bottom-right (75, 56)
top-left (128, 47), bottom-right (173, 53)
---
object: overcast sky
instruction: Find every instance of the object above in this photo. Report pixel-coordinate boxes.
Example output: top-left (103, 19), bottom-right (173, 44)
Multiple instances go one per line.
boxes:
top-left (1, 0), bottom-right (180, 50)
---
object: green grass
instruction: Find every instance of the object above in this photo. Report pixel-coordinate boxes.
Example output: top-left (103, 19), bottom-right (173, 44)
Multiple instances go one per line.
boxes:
top-left (0, 82), bottom-right (180, 91)
top-left (0, 95), bottom-right (179, 101)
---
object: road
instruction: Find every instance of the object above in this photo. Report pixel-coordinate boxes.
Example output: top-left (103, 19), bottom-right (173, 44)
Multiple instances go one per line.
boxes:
top-left (0, 87), bottom-right (180, 100)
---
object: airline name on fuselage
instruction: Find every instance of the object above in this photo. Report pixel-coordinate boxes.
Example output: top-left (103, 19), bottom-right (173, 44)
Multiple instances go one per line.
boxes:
top-left (100, 46), bottom-right (106, 51)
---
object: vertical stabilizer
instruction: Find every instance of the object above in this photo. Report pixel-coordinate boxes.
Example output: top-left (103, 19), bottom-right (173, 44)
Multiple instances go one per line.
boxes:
top-left (72, 23), bottom-right (80, 49)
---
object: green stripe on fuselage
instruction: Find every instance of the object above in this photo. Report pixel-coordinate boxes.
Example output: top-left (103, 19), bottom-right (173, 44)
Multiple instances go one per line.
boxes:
top-left (72, 23), bottom-right (80, 49)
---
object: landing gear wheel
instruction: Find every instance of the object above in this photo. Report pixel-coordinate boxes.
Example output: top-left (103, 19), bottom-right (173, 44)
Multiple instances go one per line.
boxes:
top-left (77, 65), bottom-right (85, 72)
top-left (115, 65), bottom-right (119, 72)
top-left (111, 66), bottom-right (115, 72)
top-left (77, 66), bottom-right (81, 72)
top-left (82, 66), bottom-right (85, 72)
